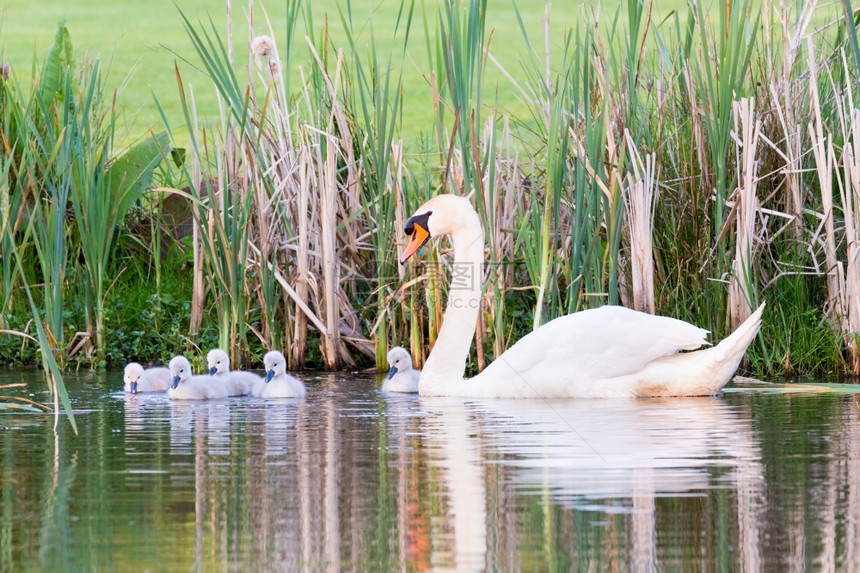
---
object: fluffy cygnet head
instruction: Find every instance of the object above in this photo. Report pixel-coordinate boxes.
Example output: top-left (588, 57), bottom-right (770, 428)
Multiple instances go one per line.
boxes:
top-left (386, 346), bottom-right (415, 379)
top-left (207, 349), bottom-right (230, 376)
top-left (169, 355), bottom-right (194, 389)
top-left (124, 362), bottom-right (145, 393)
top-left (264, 350), bottom-right (287, 382)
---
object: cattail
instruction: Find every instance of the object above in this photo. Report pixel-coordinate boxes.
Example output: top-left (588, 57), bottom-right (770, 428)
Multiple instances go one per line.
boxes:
top-left (269, 59), bottom-right (282, 77)
top-left (250, 36), bottom-right (281, 78)
top-left (250, 35), bottom-right (276, 57)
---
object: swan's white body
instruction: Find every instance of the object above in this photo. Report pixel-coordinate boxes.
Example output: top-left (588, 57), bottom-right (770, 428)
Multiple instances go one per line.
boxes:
top-left (167, 355), bottom-right (229, 400)
top-left (251, 350), bottom-right (306, 399)
top-left (207, 348), bottom-right (260, 396)
top-left (123, 362), bottom-right (172, 393)
top-left (401, 194), bottom-right (764, 398)
top-left (382, 347), bottom-right (420, 393)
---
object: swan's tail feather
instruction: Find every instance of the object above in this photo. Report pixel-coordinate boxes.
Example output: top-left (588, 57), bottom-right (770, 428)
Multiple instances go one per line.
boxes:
top-left (715, 301), bottom-right (765, 362)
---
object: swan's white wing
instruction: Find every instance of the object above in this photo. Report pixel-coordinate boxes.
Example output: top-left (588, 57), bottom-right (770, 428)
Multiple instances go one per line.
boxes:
top-left (476, 306), bottom-right (710, 396)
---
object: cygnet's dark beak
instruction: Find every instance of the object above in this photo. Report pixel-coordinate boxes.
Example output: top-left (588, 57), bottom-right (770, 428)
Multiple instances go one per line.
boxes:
top-left (208, 366), bottom-right (217, 376)
top-left (171, 376), bottom-right (181, 389)
top-left (265, 370), bottom-right (275, 383)
top-left (387, 366), bottom-right (398, 380)
top-left (130, 381), bottom-right (138, 394)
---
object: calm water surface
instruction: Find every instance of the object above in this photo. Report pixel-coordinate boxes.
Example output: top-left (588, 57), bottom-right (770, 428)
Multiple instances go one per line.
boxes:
top-left (2, 371), bottom-right (859, 571)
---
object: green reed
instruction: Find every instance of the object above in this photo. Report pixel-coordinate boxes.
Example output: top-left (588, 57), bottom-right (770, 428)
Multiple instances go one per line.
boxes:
top-left (689, 0), bottom-right (760, 332)
top-left (0, 22), bottom-right (76, 425)
top-left (66, 59), bottom-right (170, 367)
top-left (171, 5), bottom-right (363, 368)
top-left (249, 1), bottom-right (302, 359)
top-left (513, 17), bottom-right (615, 323)
top-left (339, 0), bottom-right (415, 365)
top-left (117, 0), bottom-right (860, 375)
top-left (430, 0), bottom-right (489, 198)
top-left (0, 124), bottom-right (22, 328)
top-left (692, 0), bottom-right (760, 232)
top-left (173, 12), bottom-right (258, 363)
top-left (27, 98), bottom-right (72, 361)
top-left (429, 0), bottom-right (513, 360)
top-left (1, 1), bottom-right (855, 377)
top-left (7, 241), bottom-right (76, 432)
top-left (0, 21), bottom-right (76, 362)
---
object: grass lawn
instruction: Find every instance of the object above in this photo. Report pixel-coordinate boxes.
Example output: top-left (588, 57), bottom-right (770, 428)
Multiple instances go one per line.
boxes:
top-left (1, 0), bottom-right (693, 145)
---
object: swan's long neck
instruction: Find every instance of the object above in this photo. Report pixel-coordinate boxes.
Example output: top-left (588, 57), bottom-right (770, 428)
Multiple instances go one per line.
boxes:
top-left (420, 213), bottom-right (484, 392)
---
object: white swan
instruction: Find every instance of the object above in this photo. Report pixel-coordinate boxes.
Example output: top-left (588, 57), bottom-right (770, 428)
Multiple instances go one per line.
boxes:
top-left (251, 350), bottom-right (306, 399)
top-left (207, 348), bottom-right (260, 396)
top-left (399, 194), bottom-right (765, 398)
top-left (382, 346), bottom-right (420, 393)
top-left (167, 355), bottom-right (229, 400)
top-left (124, 362), bottom-right (172, 393)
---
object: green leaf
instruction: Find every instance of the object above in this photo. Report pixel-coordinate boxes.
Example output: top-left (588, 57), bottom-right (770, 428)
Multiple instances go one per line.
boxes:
top-left (37, 19), bottom-right (74, 105)
top-left (107, 131), bottom-right (170, 208)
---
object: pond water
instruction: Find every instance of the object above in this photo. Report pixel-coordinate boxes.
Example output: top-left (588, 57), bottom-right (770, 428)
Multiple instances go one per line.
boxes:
top-left (1, 370), bottom-right (859, 571)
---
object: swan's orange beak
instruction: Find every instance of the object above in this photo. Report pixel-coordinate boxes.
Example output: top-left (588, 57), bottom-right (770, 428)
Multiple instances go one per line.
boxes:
top-left (400, 212), bottom-right (433, 264)
top-left (400, 223), bottom-right (430, 264)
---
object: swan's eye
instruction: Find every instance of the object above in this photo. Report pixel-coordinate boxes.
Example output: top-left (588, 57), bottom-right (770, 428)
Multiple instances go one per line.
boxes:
top-left (404, 211), bottom-right (432, 236)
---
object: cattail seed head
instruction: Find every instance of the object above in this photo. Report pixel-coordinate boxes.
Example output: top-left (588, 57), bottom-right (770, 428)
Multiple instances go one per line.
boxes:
top-left (250, 35), bottom-right (276, 57)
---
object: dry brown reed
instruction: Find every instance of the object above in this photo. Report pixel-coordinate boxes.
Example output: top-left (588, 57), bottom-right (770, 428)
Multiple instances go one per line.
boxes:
top-left (158, 0), bottom-right (860, 376)
top-left (620, 130), bottom-right (657, 314)
top-left (842, 110), bottom-right (860, 372)
top-left (729, 98), bottom-right (761, 329)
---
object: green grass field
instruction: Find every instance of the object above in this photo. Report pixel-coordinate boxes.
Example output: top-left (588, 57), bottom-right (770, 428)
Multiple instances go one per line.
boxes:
top-left (1, 0), bottom-right (691, 143)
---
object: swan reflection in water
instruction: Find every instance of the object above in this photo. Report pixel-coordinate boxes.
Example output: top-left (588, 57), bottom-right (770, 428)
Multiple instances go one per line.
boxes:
top-left (410, 395), bottom-right (764, 572)
top-left (121, 383), bottom-right (766, 571)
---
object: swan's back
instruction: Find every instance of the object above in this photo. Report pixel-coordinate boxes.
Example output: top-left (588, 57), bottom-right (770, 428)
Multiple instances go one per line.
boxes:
top-left (481, 305), bottom-right (708, 380)
top-left (458, 304), bottom-right (762, 398)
